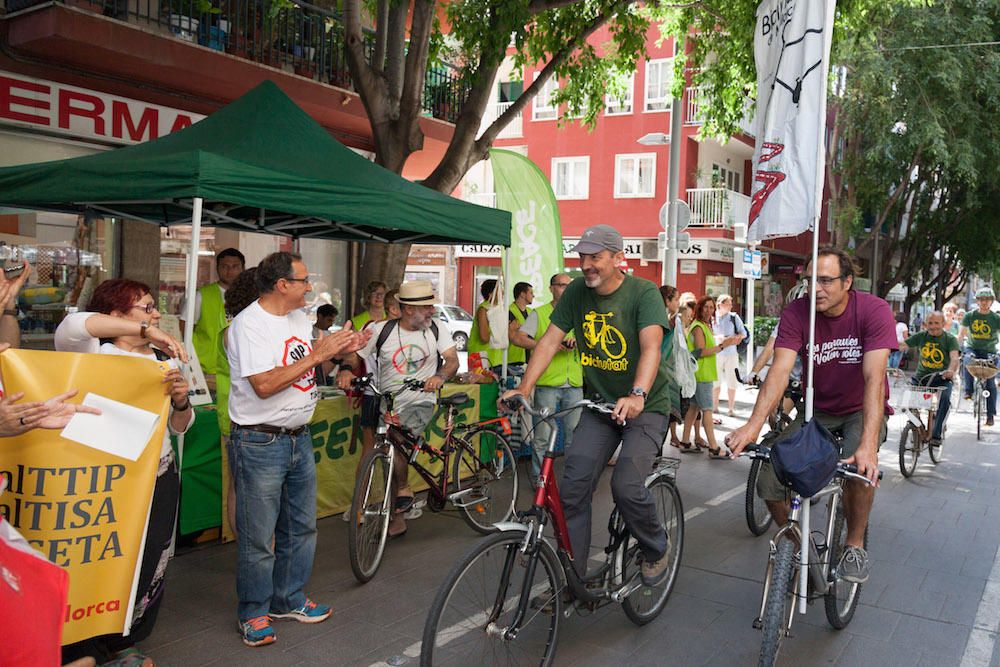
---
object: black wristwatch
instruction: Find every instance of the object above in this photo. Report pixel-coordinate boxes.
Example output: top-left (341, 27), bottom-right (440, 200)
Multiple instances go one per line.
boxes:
top-left (630, 387), bottom-right (648, 399)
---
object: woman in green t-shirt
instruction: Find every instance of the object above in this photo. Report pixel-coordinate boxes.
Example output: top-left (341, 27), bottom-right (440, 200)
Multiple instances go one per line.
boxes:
top-left (659, 285), bottom-right (684, 448)
top-left (679, 295), bottom-right (742, 457)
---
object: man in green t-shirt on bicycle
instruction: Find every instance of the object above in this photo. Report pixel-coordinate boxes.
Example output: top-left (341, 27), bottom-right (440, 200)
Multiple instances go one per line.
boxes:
top-left (899, 311), bottom-right (960, 444)
top-left (958, 287), bottom-right (1000, 425)
top-left (503, 224), bottom-right (674, 587)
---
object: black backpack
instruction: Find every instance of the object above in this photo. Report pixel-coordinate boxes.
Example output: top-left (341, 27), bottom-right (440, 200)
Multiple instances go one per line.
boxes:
top-left (373, 318), bottom-right (443, 372)
top-left (729, 313), bottom-right (751, 357)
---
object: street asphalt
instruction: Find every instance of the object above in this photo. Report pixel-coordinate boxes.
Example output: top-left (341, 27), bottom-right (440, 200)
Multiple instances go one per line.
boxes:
top-left (144, 384), bottom-right (1000, 666)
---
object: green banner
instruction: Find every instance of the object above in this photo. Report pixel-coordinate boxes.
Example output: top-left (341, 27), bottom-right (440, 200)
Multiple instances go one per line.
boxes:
top-left (490, 149), bottom-right (564, 302)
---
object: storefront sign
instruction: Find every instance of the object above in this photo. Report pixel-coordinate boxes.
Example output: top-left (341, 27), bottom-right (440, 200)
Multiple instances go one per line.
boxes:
top-left (676, 239), bottom-right (737, 263)
top-left (407, 246), bottom-right (448, 265)
top-left (679, 259), bottom-right (698, 274)
top-left (0, 71), bottom-right (204, 147)
top-left (454, 238), bottom-right (649, 259)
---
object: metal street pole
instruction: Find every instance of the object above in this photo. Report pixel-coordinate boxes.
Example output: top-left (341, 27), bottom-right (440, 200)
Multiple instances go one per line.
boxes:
top-left (663, 94), bottom-right (683, 287)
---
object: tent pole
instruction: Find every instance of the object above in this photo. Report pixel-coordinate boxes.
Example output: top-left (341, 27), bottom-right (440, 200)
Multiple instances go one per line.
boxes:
top-left (182, 197), bottom-right (203, 353)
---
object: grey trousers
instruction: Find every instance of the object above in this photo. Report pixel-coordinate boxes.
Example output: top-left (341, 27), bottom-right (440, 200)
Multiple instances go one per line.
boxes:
top-left (561, 409), bottom-right (669, 576)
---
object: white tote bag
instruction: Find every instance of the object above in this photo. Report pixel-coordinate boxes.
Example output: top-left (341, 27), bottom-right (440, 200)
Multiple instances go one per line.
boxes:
top-left (486, 277), bottom-right (509, 349)
top-left (672, 315), bottom-right (697, 399)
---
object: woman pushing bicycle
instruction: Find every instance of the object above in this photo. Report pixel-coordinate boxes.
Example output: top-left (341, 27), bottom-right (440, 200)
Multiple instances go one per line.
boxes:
top-left (502, 224), bottom-right (675, 587)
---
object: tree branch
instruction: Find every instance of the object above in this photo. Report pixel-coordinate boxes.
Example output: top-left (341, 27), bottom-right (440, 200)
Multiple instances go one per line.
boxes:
top-left (385, 0), bottom-right (409, 105)
top-left (372, 0), bottom-right (388, 73)
top-left (398, 0), bottom-right (436, 132)
top-left (344, 0), bottom-right (384, 119)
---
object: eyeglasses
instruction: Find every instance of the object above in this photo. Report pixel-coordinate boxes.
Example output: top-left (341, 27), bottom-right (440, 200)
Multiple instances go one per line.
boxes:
top-left (131, 303), bottom-right (156, 314)
top-left (283, 276), bottom-right (311, 284)
top-left (815, 275), bottom-right (845, 287)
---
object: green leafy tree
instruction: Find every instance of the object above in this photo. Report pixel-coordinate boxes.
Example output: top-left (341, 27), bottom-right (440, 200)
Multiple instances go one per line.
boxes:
top-left (342, 0), bottom-right (659, 290)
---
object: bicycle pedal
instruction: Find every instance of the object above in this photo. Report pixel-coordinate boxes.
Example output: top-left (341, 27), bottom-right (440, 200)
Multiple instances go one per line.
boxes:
top-left (752, 617), bottom-right (763, 630)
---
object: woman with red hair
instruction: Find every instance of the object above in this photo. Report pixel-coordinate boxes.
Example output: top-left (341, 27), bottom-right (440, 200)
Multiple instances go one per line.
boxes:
top-left (56, 279), bottom-right (192, 667)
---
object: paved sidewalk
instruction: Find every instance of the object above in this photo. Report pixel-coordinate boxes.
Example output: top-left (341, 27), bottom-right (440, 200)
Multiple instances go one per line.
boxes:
top-left (144, 385), bottom-right (1000, 666)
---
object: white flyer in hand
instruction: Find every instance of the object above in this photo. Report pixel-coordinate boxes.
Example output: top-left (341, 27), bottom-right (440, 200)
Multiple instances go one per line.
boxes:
top-left (60, 393), bottom-right (161, 461)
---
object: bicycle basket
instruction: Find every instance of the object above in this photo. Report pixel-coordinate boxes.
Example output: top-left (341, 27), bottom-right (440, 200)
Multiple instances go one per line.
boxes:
top-left (967, 361), bottom-right (1000, 382)
top-left (769, 419), bottom-right (839, 498)
top-left (899, 387), bottom-right (941, 410)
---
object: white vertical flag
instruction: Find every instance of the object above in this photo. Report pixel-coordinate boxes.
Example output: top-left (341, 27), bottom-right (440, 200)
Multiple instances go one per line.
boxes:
top-left (747, 0), bottom-right (836, 242)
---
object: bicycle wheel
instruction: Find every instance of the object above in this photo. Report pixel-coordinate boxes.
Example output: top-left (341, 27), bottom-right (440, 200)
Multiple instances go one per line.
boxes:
top-left (746, 459), bottom-right (773, 536)
top-left (421, 531), bottom-right (562, 667)
top-left (348, 448), bottom-right (392, 583)
top-left (975, 384), bottom-right (984, 441)
top-left (929, 410), bottom-right (944, 464)
top-left (619, 475), bottom-right (684, 625)
top-left (759, 537), bottom-right (797, 667)
top-left (451, 430), bottom-right (519, 534)
top-left (824, 499), bottom-right (868, 628)
top-left (898, 423), bottom-right (918, 478)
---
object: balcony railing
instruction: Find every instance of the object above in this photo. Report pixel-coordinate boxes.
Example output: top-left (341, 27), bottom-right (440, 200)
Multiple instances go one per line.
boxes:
top-left (8, 0), bottom-right (467, 123)
top-left (684, 87), bottom-right (704, 125)
top-left (686, 188), bottom-right (751, 229)
top-left (477, 101), bottom-right (522, 140)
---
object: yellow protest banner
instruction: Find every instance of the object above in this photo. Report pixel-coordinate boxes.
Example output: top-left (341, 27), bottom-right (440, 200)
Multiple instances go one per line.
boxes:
top-left (0, 349), bottom-right (168, 645)
top-left (221, 385), bottom-right (480, 543)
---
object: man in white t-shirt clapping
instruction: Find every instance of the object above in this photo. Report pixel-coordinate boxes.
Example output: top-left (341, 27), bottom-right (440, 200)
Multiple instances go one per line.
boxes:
top-left (227, 252), bottom-right (369, 648)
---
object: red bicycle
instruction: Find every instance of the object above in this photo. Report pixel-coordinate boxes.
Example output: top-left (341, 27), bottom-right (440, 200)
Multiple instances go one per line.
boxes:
top-left (421, 395), bottom-right (684, 666)
top-left (348, 374), bottom-right (520, 583)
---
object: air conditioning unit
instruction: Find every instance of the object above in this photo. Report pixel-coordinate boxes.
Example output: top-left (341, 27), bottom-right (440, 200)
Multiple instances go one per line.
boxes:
top-left (641, 240), bottom-right (660, 261)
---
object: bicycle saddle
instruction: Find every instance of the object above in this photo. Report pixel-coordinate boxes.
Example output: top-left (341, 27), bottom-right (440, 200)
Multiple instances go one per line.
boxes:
top-left (439, 392), bottom-right (469, 406)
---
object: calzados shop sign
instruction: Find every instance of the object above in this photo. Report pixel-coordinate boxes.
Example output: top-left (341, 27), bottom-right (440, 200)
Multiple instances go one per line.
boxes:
top-left (0, 71), bottom-right (204, 146)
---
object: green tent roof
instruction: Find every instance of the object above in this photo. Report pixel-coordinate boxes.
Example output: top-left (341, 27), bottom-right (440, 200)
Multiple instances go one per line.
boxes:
top-left (0, 81), bottom-right (510, 245)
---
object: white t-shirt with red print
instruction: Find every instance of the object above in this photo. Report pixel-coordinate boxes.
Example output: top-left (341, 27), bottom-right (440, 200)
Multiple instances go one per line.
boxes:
top-left (227, 300), bottom-right (318, 428)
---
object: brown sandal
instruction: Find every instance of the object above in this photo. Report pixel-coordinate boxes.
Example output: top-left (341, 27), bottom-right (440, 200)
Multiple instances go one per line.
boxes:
top-left (674, 440), bottom-right (702, 454)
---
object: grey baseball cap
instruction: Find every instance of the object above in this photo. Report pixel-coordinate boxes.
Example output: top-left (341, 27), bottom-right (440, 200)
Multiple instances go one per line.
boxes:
top-left (571, 224), bottom-right (623, 254)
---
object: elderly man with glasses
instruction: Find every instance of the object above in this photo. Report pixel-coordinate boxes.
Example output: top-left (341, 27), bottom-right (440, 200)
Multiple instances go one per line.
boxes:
top-left (226, 251), bottom-right (370, 648)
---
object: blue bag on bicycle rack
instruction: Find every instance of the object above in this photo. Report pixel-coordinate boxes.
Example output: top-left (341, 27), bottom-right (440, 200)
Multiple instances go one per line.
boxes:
top-left (769, 419), bottom-right (839, 497)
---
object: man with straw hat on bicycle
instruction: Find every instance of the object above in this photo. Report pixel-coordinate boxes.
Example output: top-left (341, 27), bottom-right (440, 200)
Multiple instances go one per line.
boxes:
top-left (502, 224), bottom-right (674, 587)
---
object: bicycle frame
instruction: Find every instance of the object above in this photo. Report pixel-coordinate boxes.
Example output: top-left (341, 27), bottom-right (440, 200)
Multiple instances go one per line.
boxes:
top-left (756, 482), bottom-right (843, 631)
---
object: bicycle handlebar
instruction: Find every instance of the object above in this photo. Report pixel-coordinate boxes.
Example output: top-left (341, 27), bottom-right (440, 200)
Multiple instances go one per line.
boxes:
top-left (739, 443), bottom-right (883, 485)
top-left (501, 395), bottom-right (617, 422)
top-left (350, 373), bottom-right (426, 396)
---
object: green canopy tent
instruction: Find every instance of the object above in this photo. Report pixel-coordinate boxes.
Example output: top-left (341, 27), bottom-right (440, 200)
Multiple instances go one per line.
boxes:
top-left (0, 79), bottom-right (511, 343)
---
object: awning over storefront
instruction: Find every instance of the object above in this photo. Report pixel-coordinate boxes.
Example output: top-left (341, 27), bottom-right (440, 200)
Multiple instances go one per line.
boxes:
top-left (0, 81), bottom-right (510, 246)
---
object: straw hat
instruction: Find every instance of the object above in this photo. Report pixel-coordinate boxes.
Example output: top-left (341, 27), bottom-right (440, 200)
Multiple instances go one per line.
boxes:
top-left (397, 280), bottom-right (437, 306)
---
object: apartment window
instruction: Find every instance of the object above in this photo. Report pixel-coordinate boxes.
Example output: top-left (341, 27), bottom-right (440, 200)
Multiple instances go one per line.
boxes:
top-left (644, 59), bottom-right (674, 112)
top-left (712, 163), bottom-right (742, 192)
top-left (532, 72), bottom-right (558, 121)
top-left (551, 157), bottom-right (590, 200)
top-left (614, 153), bottom-right (656, 198)
top-left (605, 72), bottom-right (634, 115)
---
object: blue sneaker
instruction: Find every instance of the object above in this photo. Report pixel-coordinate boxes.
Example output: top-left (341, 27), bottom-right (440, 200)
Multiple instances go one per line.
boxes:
top-left (269, 598), bottom-right (332, 624)
top-left (238, 615), bottom-right (276, 647)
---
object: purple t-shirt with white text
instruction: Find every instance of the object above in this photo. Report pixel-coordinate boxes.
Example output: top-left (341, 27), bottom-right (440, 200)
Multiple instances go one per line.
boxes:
top-left (775, 291), bottom-right (897, 415)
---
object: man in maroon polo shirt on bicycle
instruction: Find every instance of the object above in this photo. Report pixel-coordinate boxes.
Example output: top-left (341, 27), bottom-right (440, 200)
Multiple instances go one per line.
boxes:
top-left (727, 246), bottom-right (897, 584)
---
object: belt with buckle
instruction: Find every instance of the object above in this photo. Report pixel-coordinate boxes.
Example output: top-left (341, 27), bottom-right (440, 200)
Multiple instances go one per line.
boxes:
top-left (232, 422), bottom-right (309, 436)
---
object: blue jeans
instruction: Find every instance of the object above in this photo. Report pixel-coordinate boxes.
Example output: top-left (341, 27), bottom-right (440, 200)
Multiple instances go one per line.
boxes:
top-left (913, 375), bottom-right (952, 439)
top-left (889, 350), bottom-right (903, 370)
top-left (963, 349), bottom-right (997, 418)
top-left (530, 385), bottom-right (584, 486)
top-left (231, 426), bottom-right (317, 621)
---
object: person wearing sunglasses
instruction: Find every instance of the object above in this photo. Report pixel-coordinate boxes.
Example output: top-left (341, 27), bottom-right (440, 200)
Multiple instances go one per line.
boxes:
top-left (56, 278), bottom-right (194, 667)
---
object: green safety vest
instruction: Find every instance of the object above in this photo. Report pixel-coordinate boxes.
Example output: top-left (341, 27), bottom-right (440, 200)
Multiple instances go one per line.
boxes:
top-left (192, 283), bottom-right (228, 376)
top-left (535, 302), bottom-right (582, 388)
top-left (687, 320), bottom-right (718, 383)
top-left (351, 310), bottom-right (372, 331)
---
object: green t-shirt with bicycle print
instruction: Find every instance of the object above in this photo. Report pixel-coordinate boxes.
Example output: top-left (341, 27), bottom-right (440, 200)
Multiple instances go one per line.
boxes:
top-left (550, 273), bottom-right (671, 415)
top-left (961, 310), bottom-right (1000, 352)
top-left (904, 330), bottom-right (960, 380)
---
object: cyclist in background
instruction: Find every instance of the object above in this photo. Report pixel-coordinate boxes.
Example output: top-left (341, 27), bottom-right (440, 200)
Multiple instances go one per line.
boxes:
top-left (958, 287), bottom-right (1000, 426)
top-left (899, 311), bottom-right (960, 446)
top-left (502, 224), bottom-right (674, 586)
